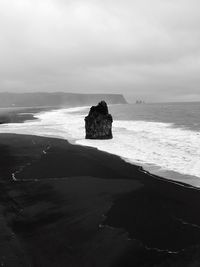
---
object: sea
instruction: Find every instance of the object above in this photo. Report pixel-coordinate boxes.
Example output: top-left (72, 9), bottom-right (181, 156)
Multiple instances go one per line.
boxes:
top-left (0, 102), bottom-right (200, 187)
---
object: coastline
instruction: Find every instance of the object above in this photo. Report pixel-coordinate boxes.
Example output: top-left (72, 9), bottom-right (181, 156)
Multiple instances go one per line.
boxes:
top-left (1, 104), bottom-right (200, 187)
top-left (1, 108), bottom-right (200, 266)
top-left (1, 133), bottom-right (200, 266)
top-left (0, 106), bottom-right (60, 124)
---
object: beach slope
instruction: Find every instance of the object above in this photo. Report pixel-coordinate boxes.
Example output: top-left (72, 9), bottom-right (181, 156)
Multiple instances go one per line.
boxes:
top-left (0, 134), bottom-right (200, 266)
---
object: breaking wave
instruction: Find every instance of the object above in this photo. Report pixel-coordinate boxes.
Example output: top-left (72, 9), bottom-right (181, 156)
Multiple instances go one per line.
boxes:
top-left (0, 106), bottom-right (200, 186)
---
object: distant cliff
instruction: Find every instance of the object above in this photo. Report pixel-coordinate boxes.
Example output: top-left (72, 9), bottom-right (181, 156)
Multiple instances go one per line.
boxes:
top-left (0, 92), bottom-right (127, 108)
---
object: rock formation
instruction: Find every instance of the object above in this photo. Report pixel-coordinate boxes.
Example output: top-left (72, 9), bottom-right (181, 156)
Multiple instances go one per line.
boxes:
top-left (85, 101), bottom-right (113, 139)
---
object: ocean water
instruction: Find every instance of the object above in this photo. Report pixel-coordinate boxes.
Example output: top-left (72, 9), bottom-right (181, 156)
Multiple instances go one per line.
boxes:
top-left (0, 102), bottom-right (200, 187)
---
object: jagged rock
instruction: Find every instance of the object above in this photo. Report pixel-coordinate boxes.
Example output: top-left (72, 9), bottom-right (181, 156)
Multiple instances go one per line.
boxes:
top-left (85, 101), bottom-right (113, 139)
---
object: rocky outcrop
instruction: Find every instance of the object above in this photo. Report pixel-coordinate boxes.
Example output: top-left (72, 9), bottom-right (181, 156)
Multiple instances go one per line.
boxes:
top-left (85, 101), bottom-right (113, 139)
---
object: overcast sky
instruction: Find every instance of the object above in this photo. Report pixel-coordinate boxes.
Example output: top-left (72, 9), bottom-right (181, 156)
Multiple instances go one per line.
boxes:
top-left (0, 0), bottom-right (200, 102)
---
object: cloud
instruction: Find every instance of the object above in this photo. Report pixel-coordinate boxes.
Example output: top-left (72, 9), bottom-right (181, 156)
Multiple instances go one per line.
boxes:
top-left (0, 0), bottom-right (199, 101)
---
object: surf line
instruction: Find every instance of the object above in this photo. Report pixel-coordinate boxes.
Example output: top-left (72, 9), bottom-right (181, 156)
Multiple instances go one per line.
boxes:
top-left (11, 144), bottom-right (51, 182)
top-left (99, 221), bottom-right (182, 255)
top-left (174, 216), bottom-right (200, 230)
top-left (140, 167), bottom-right (200, 191)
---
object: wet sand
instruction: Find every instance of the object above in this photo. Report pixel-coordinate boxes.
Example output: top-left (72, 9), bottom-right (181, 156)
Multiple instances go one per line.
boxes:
top-left (0, 134), bottom-right (142, 267)
top-left (0, 133), bottom-right (200, 266)
top-left (1, 107), bottom-right (200, 266)
top-left (0, 106), bottom-right (58, 124)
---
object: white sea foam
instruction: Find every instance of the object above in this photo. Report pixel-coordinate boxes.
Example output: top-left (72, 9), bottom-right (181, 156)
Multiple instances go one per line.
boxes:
top-left (77, 120), bottom-right (200, 180)
top-left (0, 106), bottom-right (200, 185)
top-left (0, 107), bottom-right (88, 140)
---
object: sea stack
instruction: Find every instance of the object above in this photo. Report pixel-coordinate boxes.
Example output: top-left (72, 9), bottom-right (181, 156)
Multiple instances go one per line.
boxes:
top-left (85, 101), bottom-right (113, 139)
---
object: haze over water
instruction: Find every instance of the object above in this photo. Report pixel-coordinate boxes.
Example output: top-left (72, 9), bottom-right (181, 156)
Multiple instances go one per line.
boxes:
top-left (0, 102), bottom-right (200, 187)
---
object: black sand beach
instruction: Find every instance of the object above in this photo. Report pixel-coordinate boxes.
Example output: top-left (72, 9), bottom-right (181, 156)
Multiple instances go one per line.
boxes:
top-left (0, 110), bottom-right (200, 266)
top-left (0, 133), bottom-right (200, 266)
top-left (0, 106), bottom-right (59, 124)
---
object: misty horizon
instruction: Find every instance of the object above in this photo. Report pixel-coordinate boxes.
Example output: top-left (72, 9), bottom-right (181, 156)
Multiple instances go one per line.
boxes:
top-left (0, 0), bottom-right (200, 103)
top-left (1, 91), bottom-right (200, 104)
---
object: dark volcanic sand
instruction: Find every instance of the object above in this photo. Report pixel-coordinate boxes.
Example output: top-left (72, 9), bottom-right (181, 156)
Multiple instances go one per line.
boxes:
top-left (0, 133), bottom-right (200, 266)
top-left (0, 106), bottom-right (58, 124)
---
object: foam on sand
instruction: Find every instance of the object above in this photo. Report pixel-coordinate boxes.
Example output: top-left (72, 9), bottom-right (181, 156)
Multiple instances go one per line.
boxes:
top-left (0, 106), bottom-right (200, 186)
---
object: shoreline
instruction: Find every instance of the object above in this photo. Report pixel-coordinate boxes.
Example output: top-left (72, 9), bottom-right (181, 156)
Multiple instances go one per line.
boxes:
top-left (3, 130), bottom-right (197, 190)
top-left (1, 104), bottom-right (199, 188)
top-left (0, 106), bottom-right (60, 124)
top-left (1, 133), bottom-right (200, 265)
top-left (1, 107), bottom-right (200, 265)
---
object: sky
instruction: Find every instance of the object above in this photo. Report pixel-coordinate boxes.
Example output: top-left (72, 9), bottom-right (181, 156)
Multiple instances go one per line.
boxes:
top-left (0, 0), bottom-right (200, 102)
